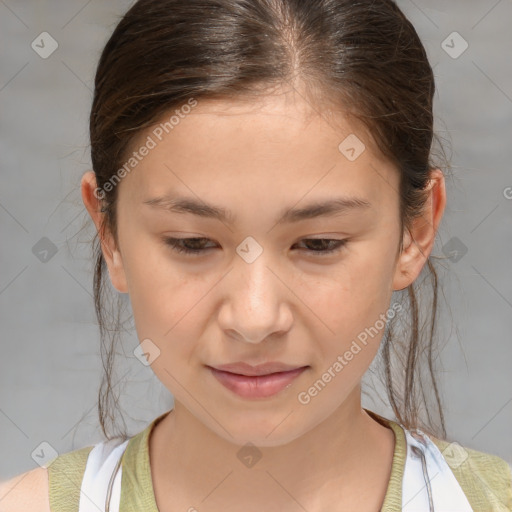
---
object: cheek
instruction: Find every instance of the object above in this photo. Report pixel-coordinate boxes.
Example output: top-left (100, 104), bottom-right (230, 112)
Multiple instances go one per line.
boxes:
top-left (120, 243), bottom-right (211, 368)
top-left (129, 275), bottom-right (207, 346)
top-left (126, 266), bottom-right (206, 391)
top-left (303, 255), bottom-right (394, 365)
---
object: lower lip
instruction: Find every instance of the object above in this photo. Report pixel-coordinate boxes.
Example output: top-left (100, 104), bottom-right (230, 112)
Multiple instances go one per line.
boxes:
top-left (208, 366), bottom-right (308, 399)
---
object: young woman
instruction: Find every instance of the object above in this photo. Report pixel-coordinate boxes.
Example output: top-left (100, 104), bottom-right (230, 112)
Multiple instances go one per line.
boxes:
top-left (2, 0), bottom-right (511, 510)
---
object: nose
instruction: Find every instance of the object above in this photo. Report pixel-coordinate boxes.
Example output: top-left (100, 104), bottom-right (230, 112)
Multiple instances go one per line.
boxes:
top-left (217, 252), bottom-right (293, 344)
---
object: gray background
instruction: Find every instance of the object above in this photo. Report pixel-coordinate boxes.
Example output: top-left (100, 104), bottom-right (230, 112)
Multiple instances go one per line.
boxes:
top-left (1, 0), bottom-right (511, 479)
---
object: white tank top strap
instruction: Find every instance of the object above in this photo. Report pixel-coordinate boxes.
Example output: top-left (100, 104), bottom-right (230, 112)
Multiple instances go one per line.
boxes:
top-left (401, 427), bottom-right (474, 511)
top-left (78, 437), bottom-right (129, 512)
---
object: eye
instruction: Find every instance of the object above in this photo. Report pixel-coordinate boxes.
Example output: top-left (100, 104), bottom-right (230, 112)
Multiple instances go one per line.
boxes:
top-left (163, 237), bottom-right (216, 255)
top-left (292, 238), bottom-right (348, 255)
top-left (163, 237), bottom-right (347, 257)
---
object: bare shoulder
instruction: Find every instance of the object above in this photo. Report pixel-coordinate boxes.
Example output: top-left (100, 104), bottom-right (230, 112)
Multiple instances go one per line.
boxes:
top-left (0, 467), bottom-right (50, 512)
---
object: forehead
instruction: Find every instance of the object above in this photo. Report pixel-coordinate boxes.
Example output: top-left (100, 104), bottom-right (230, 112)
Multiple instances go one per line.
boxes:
top-left (117, 91), bottom-right (399, 213)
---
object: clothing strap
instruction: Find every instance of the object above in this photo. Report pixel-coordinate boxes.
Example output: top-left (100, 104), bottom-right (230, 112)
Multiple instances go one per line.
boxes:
top-left (402, 428), bottom-right (474, 511)
top-left (78, 438), bottom-right (128, 512)
top-left (78, 426), bottom-right (473, 512)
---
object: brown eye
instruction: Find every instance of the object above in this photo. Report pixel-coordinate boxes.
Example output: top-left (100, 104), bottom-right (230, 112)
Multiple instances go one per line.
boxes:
top-left (163, 237), bottom-right (216, 255)
top-left (162, 237), bottom-right (348, 257)
top-left (293, 238), bottom-right (348, 255)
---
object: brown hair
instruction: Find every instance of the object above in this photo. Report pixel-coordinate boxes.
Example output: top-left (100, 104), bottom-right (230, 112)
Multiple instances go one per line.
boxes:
top-left (88, 0), bottom-right (451, 441)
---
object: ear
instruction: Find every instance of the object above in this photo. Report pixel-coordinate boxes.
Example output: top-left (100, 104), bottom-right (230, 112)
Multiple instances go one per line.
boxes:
top-left (392, 168), bottom-right (446, 291)
top-left (81, 171), bottom-right (129, 294)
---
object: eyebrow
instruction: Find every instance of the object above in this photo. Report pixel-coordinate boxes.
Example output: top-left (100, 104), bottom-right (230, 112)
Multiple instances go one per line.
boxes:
top-left (142, 194), bottom-right (372, 225)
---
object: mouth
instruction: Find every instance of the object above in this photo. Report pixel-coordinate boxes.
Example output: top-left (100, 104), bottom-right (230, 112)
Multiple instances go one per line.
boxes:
top-left (208, 361), bottom-right (308, 376)
top-left (206, 364), bottom-right (309, 399)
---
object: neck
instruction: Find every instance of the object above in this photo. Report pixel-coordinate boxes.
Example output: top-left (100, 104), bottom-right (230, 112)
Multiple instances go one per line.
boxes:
top-left (149, 387), bottom-right (395, 511)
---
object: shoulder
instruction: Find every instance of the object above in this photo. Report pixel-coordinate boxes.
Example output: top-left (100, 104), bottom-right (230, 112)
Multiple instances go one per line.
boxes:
top-left (0, 445), bottom-right (94, 512)
top-left (430, 436), bottom-right (512, 510)
top-left (0, 467), bottom-right (50, 512)
top-left (47, 445), bottom-right (95, 512)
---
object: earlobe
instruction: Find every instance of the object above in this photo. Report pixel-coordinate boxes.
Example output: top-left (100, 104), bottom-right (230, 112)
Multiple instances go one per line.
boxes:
top-left (81, 170), bottom-right (129, 294)
top-left (392, 169), bottom-right (446, 292)
top-left (106, 244), bottom-right (129, 294)
top-left (392, 228), bottom-right (422, 291)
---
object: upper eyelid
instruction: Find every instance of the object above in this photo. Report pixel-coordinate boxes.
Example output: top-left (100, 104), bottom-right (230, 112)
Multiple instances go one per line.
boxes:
top-left (164, 236), bottom-right (348, 243)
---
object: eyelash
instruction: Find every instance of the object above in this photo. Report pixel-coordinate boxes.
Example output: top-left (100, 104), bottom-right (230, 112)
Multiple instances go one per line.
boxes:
top-left (162, 237), bottom-right (348, 257)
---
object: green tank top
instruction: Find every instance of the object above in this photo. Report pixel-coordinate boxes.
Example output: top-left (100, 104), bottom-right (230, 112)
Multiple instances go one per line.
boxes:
top-left (47, 409), bottom-right (512, 511)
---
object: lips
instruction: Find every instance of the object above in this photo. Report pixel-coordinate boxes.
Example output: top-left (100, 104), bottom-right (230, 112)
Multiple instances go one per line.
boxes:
top-left (209, 361), bottom-right (307, 376)
top-left (206, 363), bottom-right (309, 399)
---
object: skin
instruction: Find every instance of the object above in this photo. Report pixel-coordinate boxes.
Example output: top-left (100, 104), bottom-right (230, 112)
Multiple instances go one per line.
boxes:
top-left (81, 85), bottom-right (446, 511)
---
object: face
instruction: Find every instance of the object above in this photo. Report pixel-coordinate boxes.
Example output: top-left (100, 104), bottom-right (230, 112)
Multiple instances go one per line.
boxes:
top-left (87, 89), bottom-right (419, 447)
